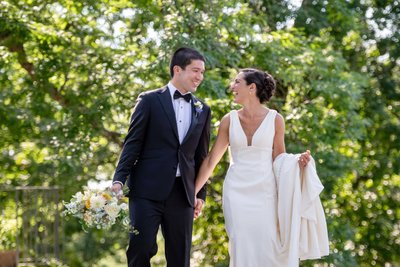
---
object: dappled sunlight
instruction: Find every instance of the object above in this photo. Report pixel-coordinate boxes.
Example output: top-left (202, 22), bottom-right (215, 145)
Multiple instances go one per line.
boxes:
top-left (1, 0), bottom-right (399, 265)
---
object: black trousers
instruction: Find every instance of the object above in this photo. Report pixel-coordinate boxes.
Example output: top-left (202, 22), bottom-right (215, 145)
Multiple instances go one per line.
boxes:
top-left (127, 178), bottom-right (194, 267)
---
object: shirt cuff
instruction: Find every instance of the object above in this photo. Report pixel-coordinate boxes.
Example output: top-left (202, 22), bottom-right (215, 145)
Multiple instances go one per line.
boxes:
top-left (113, 181), bottom-right (124, 187)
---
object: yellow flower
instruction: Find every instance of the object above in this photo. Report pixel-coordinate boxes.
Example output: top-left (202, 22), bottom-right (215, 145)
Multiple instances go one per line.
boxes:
top-left (122, 197), bottom-right (129, 203)
top-left (102, 193), bottom-right (112, 201)
top-left (85, 199), bottom-right (91, 209)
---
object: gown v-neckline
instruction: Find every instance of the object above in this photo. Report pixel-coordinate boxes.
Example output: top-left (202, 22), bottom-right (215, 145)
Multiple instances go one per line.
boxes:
top-left (236, 110), bottom-right (271, 147)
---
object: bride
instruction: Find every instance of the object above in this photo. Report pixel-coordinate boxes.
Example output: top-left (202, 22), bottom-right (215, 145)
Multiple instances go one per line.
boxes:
top-left (194, 68), bottom-right (328, 266)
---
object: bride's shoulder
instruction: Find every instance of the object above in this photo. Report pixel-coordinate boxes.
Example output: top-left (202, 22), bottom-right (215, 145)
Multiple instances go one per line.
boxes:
top-left (266, 108), bottom-right (283, 120)
top-left (215, 113), bottom-right (231, 135)
top-left (220, 112), bottom-right (231, 125)
top-left (273, 111), bottom-right (285, 129)
top-left (267, 109), bottom-right (282, 117)
top-left (221, 109), bottom-right (239, 122)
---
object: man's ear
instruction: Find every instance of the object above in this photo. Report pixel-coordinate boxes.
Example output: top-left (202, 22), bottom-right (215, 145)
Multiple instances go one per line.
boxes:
top-left (173, 65), bottom-right (181, 75)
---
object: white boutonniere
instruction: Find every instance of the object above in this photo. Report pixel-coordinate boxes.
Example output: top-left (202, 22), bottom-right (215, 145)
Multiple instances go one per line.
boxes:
top-left (194, 100), bottom-right (203, 117)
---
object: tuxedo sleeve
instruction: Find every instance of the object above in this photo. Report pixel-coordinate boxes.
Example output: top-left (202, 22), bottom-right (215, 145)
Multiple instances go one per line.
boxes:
top-left (195, 106), bottom-right (211, 201)
top-left (113, 94), bottom-right (150, 185)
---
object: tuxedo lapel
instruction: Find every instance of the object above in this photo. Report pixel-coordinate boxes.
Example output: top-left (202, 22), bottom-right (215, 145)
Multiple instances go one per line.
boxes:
top-left (157, 87), bottom-right (179, 140)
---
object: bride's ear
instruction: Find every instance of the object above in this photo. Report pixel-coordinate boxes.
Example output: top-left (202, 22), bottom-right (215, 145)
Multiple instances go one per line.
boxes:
top-left (249, 83), bottom-right (256, 94)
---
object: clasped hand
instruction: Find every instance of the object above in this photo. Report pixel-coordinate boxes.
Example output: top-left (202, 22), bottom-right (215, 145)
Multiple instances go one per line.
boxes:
top-left (194, 198), bottom-right (204, 219)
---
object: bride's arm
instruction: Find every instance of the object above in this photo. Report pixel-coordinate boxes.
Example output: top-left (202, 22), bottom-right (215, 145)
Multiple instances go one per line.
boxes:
top-left (272, 113), bottom-right (286, 161)
top-left (195, 114), bottom-right (230, 195)
top-left (273, 112), bottom-right (311, 166)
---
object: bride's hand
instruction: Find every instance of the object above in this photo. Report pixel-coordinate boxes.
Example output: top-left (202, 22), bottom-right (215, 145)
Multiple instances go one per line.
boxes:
top-left (298, 150), bottom-right (311, 168)
top-left (194, 198), bottom-right (204, 219)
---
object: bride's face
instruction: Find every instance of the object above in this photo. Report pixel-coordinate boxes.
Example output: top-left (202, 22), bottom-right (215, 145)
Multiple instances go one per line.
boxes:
top-left (230, 72), bottom-right (251, 104)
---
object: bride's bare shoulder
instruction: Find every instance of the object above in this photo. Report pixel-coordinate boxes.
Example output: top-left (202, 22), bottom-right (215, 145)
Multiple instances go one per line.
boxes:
top-left (220, 113), bottom-right (231, 127)
top-left (273, 111), bottom-right (285, 130)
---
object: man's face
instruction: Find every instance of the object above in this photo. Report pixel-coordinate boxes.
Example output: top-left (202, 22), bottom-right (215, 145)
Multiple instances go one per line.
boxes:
top-left (173, 59), bottom-right (205, 94)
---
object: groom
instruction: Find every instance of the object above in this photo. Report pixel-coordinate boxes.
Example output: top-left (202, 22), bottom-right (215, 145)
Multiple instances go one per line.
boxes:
top-left (111, 47), bottom-right (211, 267)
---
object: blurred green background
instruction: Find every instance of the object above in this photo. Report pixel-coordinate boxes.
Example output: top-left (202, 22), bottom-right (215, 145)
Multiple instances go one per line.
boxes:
top-left (1, 0), bottom-right (399, 266)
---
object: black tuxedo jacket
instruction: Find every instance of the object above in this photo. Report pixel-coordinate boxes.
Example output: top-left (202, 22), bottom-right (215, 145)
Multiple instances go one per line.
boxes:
top-left (113, 86), bottom-right (211, 207)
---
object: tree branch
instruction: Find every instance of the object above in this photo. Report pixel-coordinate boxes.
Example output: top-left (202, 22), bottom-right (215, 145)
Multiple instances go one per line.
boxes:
top-left (0, 35), bottom-right (123, 147)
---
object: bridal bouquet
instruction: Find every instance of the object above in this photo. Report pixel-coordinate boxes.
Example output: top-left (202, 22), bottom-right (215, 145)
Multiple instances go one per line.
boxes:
top-left (63, 187), bottom-right (130, 231)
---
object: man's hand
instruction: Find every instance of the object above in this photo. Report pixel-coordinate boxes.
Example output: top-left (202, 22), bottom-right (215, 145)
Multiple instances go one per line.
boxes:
top-left (110, 182), bottom-right (123, 198)
top-left (194, 198), bottom-right (204, 219)
top-left (298, 150), bottom-right (311, 168)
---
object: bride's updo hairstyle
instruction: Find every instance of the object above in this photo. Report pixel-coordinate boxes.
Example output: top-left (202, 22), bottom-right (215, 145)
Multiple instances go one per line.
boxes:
top-left (241, 68), bottom-right (276, 103)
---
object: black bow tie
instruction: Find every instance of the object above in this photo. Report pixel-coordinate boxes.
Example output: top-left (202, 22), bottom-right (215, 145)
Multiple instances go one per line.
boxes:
top-left (173, 90), bottom-right (192, 102)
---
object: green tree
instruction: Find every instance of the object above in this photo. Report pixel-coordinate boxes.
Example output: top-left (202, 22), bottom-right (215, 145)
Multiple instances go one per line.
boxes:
top-left (1, 0), bottom-right (398, 266)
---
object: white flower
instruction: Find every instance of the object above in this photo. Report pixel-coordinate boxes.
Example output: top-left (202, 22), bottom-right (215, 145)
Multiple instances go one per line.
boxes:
top-left (74, 192), bottom-right (84, 202)
top-left (65, 202), bottom-right (75, 211)
top-left (90, 195), bottom-right (106, 210)
top-left (120, 203), bottom-right (128, 211)
top-left (83, 190), bottom-right (92, 199)
top-left (194, 101), bottom-right (203, 111)
top-left (194, 100), bottom-right (204, 118)
top-left (104, 203), bottom-right (121, 219)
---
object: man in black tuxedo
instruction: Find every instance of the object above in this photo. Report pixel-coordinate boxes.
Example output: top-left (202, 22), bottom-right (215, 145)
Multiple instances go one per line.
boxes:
top-left (111, 47), bottom-right (211, 267)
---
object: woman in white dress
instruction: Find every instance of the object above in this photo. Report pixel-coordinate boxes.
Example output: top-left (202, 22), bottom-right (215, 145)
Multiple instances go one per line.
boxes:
top-left (194, 68), bottom-right (311, 266)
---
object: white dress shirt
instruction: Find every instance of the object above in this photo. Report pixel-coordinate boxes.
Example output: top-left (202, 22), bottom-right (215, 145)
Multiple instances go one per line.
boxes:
top-left (168, 82), bottom-right (192, 176)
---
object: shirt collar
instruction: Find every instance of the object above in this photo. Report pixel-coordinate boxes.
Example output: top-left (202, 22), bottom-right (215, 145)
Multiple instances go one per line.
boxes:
top-left (168, 82), bottom-right (192, 102)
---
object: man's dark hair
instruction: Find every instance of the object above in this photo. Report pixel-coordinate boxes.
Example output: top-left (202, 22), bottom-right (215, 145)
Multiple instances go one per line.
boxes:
top-left (170, 47), bottom-right (205, 77)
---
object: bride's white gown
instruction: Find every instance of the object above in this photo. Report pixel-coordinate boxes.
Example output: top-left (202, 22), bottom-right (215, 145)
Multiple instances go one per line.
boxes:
top-left (223, 109), bottom-right (287, 266)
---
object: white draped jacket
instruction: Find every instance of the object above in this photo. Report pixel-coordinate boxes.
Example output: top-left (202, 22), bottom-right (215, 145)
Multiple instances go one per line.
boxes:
top-left (273, 153), bottom-right (330, 266)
